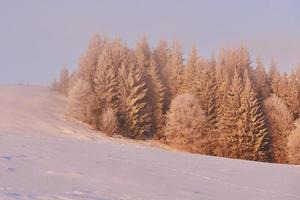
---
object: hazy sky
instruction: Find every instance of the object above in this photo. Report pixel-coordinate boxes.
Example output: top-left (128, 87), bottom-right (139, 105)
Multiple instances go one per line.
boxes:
top-left (0, 0), bottom-right (299, 84)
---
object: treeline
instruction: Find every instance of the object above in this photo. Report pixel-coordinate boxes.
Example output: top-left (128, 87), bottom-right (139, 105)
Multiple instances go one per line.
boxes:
top-left (54, 33), bottom-right (300, 164)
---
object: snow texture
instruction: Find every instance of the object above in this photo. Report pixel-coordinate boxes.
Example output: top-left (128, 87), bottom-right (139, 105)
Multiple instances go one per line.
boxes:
top-left (0, 85), bottom-right (299, 200)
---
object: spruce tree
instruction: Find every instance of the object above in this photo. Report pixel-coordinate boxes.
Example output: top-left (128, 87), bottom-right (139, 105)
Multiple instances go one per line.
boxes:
top-left (147, 57), bottom-right (166, 139)
top-left (118, 63), bottom-right (151, 139)
top-left (287, 119), bottom-right (300, 165)
top-left (269, 60), bottom-right (281, 94)
top-left (135, 37), bottom-right (151, 72)
top-left (153, 40), bottom-right (168, 84)
top-left (67, 78), bottom-right (93, 123)
top-left (182, 45), bottom-right (198, 92)
top-left (240, 74), bottom-right (270, 161)
top-left (217, 70), bottom-right (244, 158)
top-left (254, 57), bottom-right (271, 100)
top-left (94, 43), bottom-right (120, 129)
top-left (164, 40), bottom-right (184, 98)
top-left (77, 33), bottom-right (103, 90)
top-left (286, 73), bottom-right (300, 118)
top-left (264, 95), bottom-right (293, 163)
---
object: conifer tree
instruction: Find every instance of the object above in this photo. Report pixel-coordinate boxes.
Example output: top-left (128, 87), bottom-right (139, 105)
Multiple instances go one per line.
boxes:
top-left (135, 37), bottom-right (157, 134)
top-left (77, 33), bottom-right (103, 90)
top-left (164, 40), bottom-right (184, 98)
top-left (269, 60), bottom-right (281, 94)
top-left (285, 73), bottom-right (300, 118)
top-left (118, 63), bottom-right (151, 139)
top-left (254, 57), bottom-right (271, 100)
top-left (111, 38), bottom-right (132, 68)
top-left (94, 43), bottom-right (120, 129)
top-left (67, 78), bottom-right (94, 123)
top-left (216, 72), bottom-right (230, 126)
top-left (287, 119), bottom-right (300, 165)
top-left (273, 73), bottom-right (299, 118)
top-left (135, 37), bottom-right (151, 72)
top-left (147, 57), bottom-right (166, 139)
top-left (182, 45), bottom-right (199, 92)
top-left (264, 95), bottom-right (293, 163)
top-left (236, 46), bottom-right (252, 76)
top-left (217, 70), bottom-right (244, 158)
top-left (153, 40), bottom-right (169, 81)
top-left (203, 65), bottom-right (218, 127)
top-left (239, 74), bottom-right (270, 161)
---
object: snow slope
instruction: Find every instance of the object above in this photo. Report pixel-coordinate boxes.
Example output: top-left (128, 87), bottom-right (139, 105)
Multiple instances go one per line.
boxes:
top-left (0, 85), bottom-right (299, 200)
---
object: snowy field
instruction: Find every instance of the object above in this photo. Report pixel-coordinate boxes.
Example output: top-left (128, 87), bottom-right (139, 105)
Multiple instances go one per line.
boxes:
top-left (0, 85), bottom-right (299, 200)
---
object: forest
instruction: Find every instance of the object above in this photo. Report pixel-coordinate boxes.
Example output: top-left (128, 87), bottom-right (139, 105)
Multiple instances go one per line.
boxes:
top-left (53, 33), bottom-right (300, 165)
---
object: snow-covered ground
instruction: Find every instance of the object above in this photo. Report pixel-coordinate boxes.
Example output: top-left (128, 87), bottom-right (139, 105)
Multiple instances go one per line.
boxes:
top-left (0, 85), bottom-right (299, 200)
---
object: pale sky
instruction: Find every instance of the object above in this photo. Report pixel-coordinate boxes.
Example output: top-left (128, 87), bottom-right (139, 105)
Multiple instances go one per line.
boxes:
top-left (0, 0), bottom-right (299, 84)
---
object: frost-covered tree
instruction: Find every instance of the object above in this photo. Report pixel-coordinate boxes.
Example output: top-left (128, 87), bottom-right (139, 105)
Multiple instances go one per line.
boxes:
top-left (164, 40), bottom-right (184, 98)
top-left (135, 37), bottom-right (151, 72)
top-left (217, 47), bottom-right (251, 79)
top-left (254, 57), bottom-right (271, 100)
top-left (287, 119), bottom-right (300, 165)
top-left (269, 60), bottom-right (281, 94)
top-left (77, 33), bottom-right (103, 89)
top-left (67, 78), bottom-right (94, 123)
top-left (56, 65), bottom-right (69, 95)
top-left (65, 34), bottom-right (300, 162)
top-left (153, 40), bottom-right (169, 83)
top-left (100, 106), bottom-right (118, 137)
top-left (285, 73), bottom-right (300, 118)
top-left (118, 63), bottom-right (151, 139)
top-left (239, 74), bottom-right (270, 161)
top-left (111, 38), bottom-right (133, 68)
top-left (135, 39), bottom-right (154, 102)
top-left (264, 95), bottom-right (294, 163)
top-left (164, 94), bottom-right (209, 153)
top-left (94, 43), bottom-right (120, 129)
top-left (236, 46), bottom-right (253, 78)
top-left (182, 45), bottom-right (199, 92)
top-left (147, 57), bottom-right (166, 139)
top-left (273, 72), bottom-right (300, 118)
top-left (217, 70), bottom-right (244, 158)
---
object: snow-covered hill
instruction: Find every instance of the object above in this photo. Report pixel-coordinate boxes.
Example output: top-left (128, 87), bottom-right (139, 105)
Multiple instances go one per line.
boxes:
top-left (0, 85), bottom-right (299, 200)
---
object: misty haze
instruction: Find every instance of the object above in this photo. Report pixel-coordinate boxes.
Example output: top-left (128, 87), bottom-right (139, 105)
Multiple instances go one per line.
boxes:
top-left (0, 1), bottom-right (299, 200)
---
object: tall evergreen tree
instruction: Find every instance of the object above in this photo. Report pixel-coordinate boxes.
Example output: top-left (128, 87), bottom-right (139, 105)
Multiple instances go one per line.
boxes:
top-left (287, 119), bottom-right (300, 165)
top-left (217, 70), bottom-right (244, 158)
top-left (77, 33), bottom-right (103, 90)
top-left (286, 73), bottom-right (300, 118)
top-left (164, 40), bottom-right (184, 98)
top-left (118, 63), bottom-right (151, 139)
top-left (147, 57), bottom-right (166, 139)
top-left (264, 95), bottom-right (293, 163)
top-left (269, 60), bottom-right (281, 94)
top-left (182, 45), bottom-right (199, 92)
top-left (254, 57), bottom-right (271, 100)
top-left (94, 43), bottom-right (120, 129)
top-left (240, 74), bottom-right (270, 161)
top-left (67, 78), bottom-right (94, 123)
top-left (135, 37), bottom-right (151, 72)
top-left (153, 40), bottom-right (168, 79)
